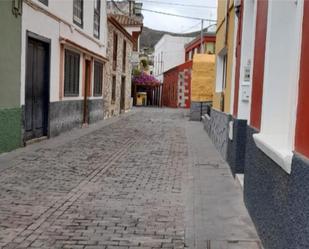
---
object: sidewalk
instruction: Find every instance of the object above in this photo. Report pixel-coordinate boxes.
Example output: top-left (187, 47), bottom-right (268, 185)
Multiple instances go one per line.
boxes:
top-left (185, 121), bottom-right (262, 249)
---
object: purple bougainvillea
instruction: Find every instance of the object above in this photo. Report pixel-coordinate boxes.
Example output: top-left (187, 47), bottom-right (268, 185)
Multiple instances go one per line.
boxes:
top-left (132, 72), bottom-right (160, 86)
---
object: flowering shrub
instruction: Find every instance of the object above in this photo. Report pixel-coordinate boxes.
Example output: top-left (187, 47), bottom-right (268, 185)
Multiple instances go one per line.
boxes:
top-left (132, 72), bottom-right (160, 86)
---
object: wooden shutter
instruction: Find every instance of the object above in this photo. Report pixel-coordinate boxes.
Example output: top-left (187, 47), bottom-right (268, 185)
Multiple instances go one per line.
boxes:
top-left (64, 50), bottom-right (80, 97)
top-left (94, 61), bottom-right (103, 96)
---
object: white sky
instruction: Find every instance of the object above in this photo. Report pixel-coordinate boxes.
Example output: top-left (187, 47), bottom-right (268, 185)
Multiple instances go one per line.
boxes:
top-left (138, 0), bottom-right (218, 33)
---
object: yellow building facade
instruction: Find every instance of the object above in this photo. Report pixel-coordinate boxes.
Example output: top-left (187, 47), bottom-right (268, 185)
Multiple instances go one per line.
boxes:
top-left (213, 0), bottom-right (236, 113)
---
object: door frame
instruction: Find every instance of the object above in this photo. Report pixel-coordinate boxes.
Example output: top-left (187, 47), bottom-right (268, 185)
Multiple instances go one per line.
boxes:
top-left (83, 58), bottom-right (92, 125)
top-left (120, 76), bottom-right (126, 112)
top-left (24, 31), bottom-right (51, 143)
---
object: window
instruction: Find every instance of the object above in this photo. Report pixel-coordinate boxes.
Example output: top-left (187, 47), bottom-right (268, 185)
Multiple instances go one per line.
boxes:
top-left (93, 61), bottom-right (103, 96)
top-left (111, 76), bottom-right (116, 103)
top-left (113, 33), bottom-right (118, 71)
top-left (93, 0), bottom-right (100, 38)
top-left (73, 0), bottom-right (83, 28)
top-left (206, 42), bottom-right (215, 54)
top-left (64, 50), bottom-right (80, 97)
top-left (215, 53), bottom-right (227, 92)
top-left (122, 40), bottom-right (127, 72)
top-left (39, 0), bottom-right (48, 6)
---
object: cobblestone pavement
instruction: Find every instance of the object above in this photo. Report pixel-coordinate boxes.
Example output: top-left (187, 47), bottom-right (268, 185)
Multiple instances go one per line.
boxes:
top-left (0, 109), bottom-right (189, 249)
top-left (0, 108), bottom-right (260, 249)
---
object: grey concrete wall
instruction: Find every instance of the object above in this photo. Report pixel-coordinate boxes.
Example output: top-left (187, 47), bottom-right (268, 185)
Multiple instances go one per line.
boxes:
top-left (203, 113), bottom-right (212, 135)
top-left (190, 101), bottom-right (211, 121)
top-left (226, 117), bottom-right (247, 175)
top-left (89, 99), bottom-right (104, 124)
top-left (203, 108), bottom-right (231, 159)
top-left (49, 100), bottom-right (83, 137)
top-left (244, 126), bottom-right (309, 249)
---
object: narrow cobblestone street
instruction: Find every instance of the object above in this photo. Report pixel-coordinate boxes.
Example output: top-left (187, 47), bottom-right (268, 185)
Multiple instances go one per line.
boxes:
top-left (0, 109), bottom-right (260, 249)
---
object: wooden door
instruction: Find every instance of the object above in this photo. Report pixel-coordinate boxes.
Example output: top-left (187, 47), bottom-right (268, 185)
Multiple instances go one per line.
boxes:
top-left (25, 37), bottom-right (49, 141)
top-left (120, 76), bottom-right (126, 112)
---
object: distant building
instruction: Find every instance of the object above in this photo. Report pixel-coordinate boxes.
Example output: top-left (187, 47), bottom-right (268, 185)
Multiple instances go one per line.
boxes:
top-left (162, 33), bottom-right (216, 110)
top-left (105, 16), bottom-right (134, 118)
top-left (106, 0), bottom-right (143, 22)
top-left (107, 1), bottom-right (143, 68)
top-left (162, 61), bottom-right (192, 108)
top-left (185, 33), bottom-right (216, 61)
top-left (153, 35), bottom-right (194, 82)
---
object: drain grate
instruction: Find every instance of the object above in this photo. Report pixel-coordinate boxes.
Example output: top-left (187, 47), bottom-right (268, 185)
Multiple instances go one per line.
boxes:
top-left (195, 163), bottom-right (219, 168)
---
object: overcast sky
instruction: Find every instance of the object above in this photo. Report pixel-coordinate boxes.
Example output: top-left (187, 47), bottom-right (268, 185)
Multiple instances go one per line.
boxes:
top-left (137, 0), bottom-right (217, 33)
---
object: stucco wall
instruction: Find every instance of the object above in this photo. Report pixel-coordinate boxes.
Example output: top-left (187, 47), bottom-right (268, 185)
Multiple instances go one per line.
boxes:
top-left (295, 0), bottom-right (309, 158)
top-left (213, 2), bottom-right (236, 114)
top-left (0, 1), bottom-right (21, 108)
top-left (162, 60), bottom-right (192, 108)
top-left (154, 35), bottom-right (194, 81)
top-left (104, 21), bottom-right (133, 118)
top-left (0, 1), bottom-right (22, 153)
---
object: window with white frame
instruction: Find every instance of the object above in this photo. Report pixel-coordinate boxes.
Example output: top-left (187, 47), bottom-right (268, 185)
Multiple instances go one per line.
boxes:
top-left (253, 0), bottom-right (304, 174)
top-left (215, 51), bottom-right (227, 93)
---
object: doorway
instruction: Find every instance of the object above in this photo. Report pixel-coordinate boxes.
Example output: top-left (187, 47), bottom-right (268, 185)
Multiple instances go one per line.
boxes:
top-left (120, 76), bottom-right (126, 112)
top-left (25, 36), bottom-right (50, 141)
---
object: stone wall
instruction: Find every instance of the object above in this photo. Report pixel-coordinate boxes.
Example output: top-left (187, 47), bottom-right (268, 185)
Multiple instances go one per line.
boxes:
top-left (203, 108), bottom-right (231, 159)
top-left (226, 117), bottom-right (247, 175)
top-left (190, 101), bottom-right (211, 121)
top-left (244, 126), bottom-right (309, 249)
top-left (30, 99), bottom-right (103, 139)
top-left (104, 22), bottom-right (133, 118)
top-left (88, 99), bottom-right (104, 124)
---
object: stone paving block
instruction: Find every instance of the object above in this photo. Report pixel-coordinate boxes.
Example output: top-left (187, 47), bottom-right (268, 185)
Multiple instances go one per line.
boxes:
top-left (0, 109), bottom-right (260, 249)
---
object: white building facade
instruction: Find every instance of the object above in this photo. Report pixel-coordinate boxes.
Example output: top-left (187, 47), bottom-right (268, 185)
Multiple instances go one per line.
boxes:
top-left (153, 35), bottom-right (194, 82)
top-left (21, 0), bottom-right (108, 141)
